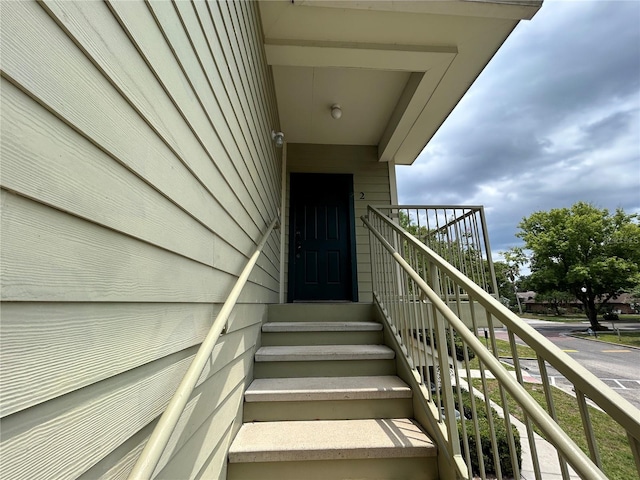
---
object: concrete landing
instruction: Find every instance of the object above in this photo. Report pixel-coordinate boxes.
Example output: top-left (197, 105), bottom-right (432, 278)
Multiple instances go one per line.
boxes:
top-left (245, 375), bottom-right (412, 402)
top-left (228, 418), bottom-right (436, 463)
top-left (255, 344), bottom-right (395, 362)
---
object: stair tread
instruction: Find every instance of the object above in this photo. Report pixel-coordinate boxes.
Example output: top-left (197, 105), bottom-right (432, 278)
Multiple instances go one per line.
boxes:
top-left (255, 344), bottom-right (395, 362)
top-left (245, 375), bottom-right (412, 402)
top-left (263, 321), bottom-right (382, 332)
top-left (228, 418), bottom-right (436, 463)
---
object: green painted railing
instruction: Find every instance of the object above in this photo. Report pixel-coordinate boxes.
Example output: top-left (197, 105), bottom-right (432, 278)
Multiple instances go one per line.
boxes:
top-left (363, 205), bottom-right (640, 480)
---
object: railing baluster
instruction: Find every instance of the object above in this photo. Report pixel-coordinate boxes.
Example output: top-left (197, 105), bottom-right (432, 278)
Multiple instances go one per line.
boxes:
top-left (418, 298), bottom-right (431, 397)
top-left (453, 208), bottom-right (467, 278)
top-left (380, 218), bottom-right (390, 320)
top-left (482, 311), bottom-right (504, 480)
top-left (466, 292), bottom-right (487, 479)
top-left (459, 208), bottom-right (471, 281)
top-left (470, 210), bottom-right (488, 292)
top-left (460, 321), bottom-right (476, 479)
top-left (509, 330), bottom-right (543, 480)
top-left (392, 224), bottom-right (399, 328)
top-left (449, 321), bottom-right (471, 475)
top-left (538, 357), bottom-right (571, 479)
top-left (410, 245), bottom-right (423, 376)
top-left (575, 387), bottom-right (601, 468)
top-left (486, 312), bottom-right (520, 480)
top-left (629, 432), bottom-right (640, 475)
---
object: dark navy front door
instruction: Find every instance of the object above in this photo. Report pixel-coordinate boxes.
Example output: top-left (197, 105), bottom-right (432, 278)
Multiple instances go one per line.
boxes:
top-left (288, 173), bottom-right (356, 302)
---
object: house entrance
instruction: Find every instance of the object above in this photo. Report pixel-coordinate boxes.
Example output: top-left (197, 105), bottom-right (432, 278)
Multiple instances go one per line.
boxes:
top-left (288, 173), bottom-right (357, 302)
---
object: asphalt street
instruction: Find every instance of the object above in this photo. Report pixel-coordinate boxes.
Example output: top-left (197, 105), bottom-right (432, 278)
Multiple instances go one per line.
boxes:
top-left (499, 319), bottom-right (640, 409)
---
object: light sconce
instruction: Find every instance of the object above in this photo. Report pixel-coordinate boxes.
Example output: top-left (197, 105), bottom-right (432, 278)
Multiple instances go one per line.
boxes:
top-left (331, 104), bottom-right (342, 120)
top-left (271, 130), bottom-right (285, 148)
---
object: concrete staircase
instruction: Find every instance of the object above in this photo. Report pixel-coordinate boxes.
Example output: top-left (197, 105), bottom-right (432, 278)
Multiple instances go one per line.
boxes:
top-left (227, 303), bottom-right (438, 480)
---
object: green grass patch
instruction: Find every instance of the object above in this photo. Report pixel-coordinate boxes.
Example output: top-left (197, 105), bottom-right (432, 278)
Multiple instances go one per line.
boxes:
top-left (466, 338), bottom-right (537, 371)
top-left (494, 338), bottom-right (537, 359)
top-left (471, 379), bottom-right (636, 479)
top-left (573, 331), bottom-right (640, 348)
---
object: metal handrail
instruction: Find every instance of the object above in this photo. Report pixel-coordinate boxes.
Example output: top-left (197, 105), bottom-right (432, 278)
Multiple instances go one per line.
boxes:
top-left (371, 207), bottom-right (640, 439)
top-left (363, 205), bottom-right (640, 479)
top-left (128, 217), bottom-right (279, 480)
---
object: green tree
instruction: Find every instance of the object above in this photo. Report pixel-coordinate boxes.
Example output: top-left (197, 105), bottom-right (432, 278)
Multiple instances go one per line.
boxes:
top-left (516, 202), bottom-right (640, 329)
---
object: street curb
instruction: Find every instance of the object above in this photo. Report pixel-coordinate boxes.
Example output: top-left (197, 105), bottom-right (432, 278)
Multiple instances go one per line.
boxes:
top-left (567, 334), bottom-right (640, 351)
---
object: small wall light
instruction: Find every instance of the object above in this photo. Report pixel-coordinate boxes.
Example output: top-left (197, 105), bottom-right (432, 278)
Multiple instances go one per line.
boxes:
top-left (331, 104), bottom-right (342, 120)
top-left (271, 130), bottom-right (285, 148)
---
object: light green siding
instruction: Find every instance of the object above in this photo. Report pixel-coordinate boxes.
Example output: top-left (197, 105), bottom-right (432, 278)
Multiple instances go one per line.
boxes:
top-left (0, 1), bottom-right (280, 478)
top-left (286, 144), bottom-right (392, 303)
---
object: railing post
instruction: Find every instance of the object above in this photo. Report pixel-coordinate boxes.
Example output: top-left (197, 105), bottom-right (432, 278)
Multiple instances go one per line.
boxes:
top-left (629, 433), bottom-right (640, 475)
top-left (479, 206), bottom-right (499, 296)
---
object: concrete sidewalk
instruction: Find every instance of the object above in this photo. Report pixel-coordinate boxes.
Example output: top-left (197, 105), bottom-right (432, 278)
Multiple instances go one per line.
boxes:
top-left (512, 413), bottom-right (580, 480)
top-left (460, 369), bottom-right (541, 384)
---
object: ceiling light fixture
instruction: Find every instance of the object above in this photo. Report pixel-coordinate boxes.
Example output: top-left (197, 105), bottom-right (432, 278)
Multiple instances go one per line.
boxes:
top-left (271, 130), bottom-right (285, 148)
top-left (331, 104), bottom-right (342, 120)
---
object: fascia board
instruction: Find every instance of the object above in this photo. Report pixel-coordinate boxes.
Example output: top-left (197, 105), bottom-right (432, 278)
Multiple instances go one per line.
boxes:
top-left (295, 0), bottom-right (543, 21)
top-left (392, 20), bottom-right (519, 165)
top-left (378, 57), bottom-right (456, 163)
top-left (265, 40), bottom-right (456, 72)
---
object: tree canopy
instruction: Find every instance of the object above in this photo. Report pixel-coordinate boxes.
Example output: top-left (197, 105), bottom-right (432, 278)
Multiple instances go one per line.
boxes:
top-left (517, 202), bottom-right (640, 329)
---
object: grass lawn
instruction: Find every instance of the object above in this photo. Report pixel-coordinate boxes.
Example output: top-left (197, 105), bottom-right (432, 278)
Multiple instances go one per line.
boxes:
top-left (466, 338), bottom-right (537, 371)
top-left (573, 331), bottom-right (640, 348)
top-left (472, 379), bottom-right (636, 480)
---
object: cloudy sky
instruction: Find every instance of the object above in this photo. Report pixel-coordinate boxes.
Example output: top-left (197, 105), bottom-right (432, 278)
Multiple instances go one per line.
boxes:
top-left (396, 0), bottom-right (640, 259)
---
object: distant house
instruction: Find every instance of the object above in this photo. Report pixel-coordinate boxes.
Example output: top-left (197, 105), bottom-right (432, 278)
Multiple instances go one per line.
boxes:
top-left (607, 293), bottom-right (638, 314)
top-left (520, 291), bottom-right (637, 314)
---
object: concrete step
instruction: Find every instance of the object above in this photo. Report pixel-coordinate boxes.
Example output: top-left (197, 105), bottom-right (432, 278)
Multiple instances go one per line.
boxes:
top-left (243, 376), bottom-right (413, 421)
top-left (253, 344), bottom-right (396, 378)
top-left (255, 344), bottom-right (395, 362)
top-left (227, 418), bottom-right (438, 480)
top-left (267, 303), bottom-right (375, 323)
top-left (261, 321), bottom-right (383, 346)
top-left (245, 375), bottom-right (411, 402)
top-left (263, 321), bottom-right (382, 332)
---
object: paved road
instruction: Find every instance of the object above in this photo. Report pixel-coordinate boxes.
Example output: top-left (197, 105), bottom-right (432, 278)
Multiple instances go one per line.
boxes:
top-left (498, 319), bottom-right (640, 409)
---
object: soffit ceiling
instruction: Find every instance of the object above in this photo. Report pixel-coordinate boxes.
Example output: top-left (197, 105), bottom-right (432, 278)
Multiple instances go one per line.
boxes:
top-left (258, 0), bottom-right (542, 165)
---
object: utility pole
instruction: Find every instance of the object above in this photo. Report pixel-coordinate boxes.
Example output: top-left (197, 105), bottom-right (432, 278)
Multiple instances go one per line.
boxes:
top-left (514, 284), bottom-right (523, 315)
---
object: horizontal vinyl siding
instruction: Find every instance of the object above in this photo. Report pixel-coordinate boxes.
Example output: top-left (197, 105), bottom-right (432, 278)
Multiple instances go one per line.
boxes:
top-left (0, 1), bottom-right (280, 479)
top-left (286, 144), bottom-right (392, 303)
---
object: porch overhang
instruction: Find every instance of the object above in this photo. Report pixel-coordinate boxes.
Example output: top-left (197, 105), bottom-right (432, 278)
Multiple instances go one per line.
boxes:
top-left (258, 0), bottom-right (542, 165)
